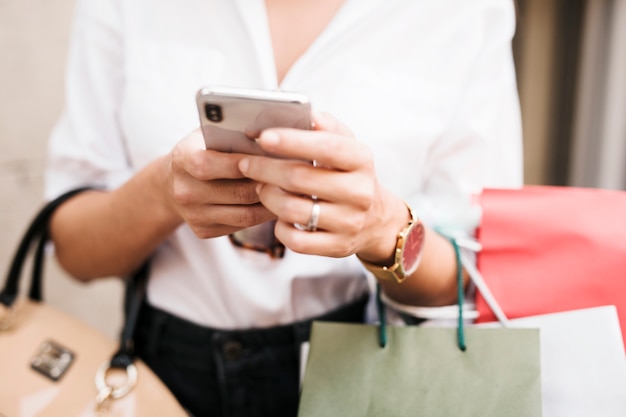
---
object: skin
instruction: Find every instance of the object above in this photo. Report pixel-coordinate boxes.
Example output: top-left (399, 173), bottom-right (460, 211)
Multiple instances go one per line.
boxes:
top-left (49, 0), bottom-right (466, 308)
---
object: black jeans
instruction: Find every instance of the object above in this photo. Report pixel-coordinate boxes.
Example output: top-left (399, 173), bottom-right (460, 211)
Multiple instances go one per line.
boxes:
top-left (134, 294), bottom-right (369, 417)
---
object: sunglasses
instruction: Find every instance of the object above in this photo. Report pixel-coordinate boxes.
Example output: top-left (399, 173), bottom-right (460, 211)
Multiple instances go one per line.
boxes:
top-left (228, 221), bottom-right (285, 259)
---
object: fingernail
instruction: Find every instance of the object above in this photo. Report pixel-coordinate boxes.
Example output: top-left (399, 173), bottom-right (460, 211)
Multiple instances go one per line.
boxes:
top-left (311, 110), bottom-right (324, 129)
top-left (311, 109), bottom-right (322, 121)
top-left (259, 130), bottom-right (280, 146)
top-left (239, 158), bottom-right (249, 173)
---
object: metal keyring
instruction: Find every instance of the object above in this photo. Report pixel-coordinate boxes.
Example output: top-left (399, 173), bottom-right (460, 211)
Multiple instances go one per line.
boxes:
top-left (95, 361), bottom-right (138, 400)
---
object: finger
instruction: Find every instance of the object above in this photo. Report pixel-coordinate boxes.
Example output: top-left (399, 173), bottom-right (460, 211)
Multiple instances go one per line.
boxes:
top-left (186, 203), bottom-right (276, 238)
top-left (273, 220), bottom-right (355, 258)
top-left (254, 128), bottom-right (371, 172)
top-left (242, 157), bottom-right (374, 206)
top-left (173, 130), bottom-right (249, 181)
top-left (312, 111), bottom-right (354, 136)
top-left (172, 177), bottom-right (262, 206)
top-left (187, 203), bottom-right (275, 229)
top-left (257, 184), bottom-right (368, 235)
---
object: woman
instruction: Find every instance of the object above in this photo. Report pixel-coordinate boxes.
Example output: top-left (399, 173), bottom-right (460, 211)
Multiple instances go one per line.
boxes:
top-left (46, 0), bottom-right (522, 415)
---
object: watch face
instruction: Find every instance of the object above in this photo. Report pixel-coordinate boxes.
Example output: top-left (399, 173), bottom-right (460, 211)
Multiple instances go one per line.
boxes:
top-left (401, 221), bottom-right (425, 274)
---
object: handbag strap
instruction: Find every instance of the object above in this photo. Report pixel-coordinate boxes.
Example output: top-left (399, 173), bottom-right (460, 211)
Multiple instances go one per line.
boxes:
top-left (110, 259), bottom-right (150, 368)
top-left (0, 187), bottom-right (148, 368)
top-left (0, 187), bottom-right (94, 307)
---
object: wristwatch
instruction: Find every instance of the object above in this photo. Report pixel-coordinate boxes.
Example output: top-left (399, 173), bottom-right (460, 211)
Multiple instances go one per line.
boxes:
top-left (358, 203), bottom-right (425, 284)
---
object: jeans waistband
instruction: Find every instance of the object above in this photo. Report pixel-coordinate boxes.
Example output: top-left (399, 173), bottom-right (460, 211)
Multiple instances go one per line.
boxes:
top-left (135, 293), bottom-right (369, 355)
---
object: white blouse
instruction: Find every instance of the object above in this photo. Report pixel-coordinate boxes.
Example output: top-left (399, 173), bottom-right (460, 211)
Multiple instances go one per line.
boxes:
top-left (46, 0), bottom-right (523, 328)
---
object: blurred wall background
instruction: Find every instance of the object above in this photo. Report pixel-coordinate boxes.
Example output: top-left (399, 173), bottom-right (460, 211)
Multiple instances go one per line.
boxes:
top-left (0, 0), bottom-right (124, 337)
top-left (515, 0), bottom-right (626, 187)
top-left (1, 0), bottom-right (625, 338)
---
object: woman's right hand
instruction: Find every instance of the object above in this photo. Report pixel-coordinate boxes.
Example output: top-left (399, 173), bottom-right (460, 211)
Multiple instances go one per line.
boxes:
top-left (165, 128), bottom-right (277, 239)
top-left (50, 127), bottom-right (277, 280)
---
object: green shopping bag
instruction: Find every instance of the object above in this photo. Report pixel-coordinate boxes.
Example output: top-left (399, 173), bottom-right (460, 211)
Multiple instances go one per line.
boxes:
top-left (298, 241), bottom-right (542, 417)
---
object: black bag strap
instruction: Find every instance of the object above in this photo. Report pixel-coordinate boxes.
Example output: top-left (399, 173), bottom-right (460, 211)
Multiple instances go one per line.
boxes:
top-left (0, 187), bottom-right (94, 306)
top-left (0, 187), bottom-right (149, 367)
top-left (110, 259), bottom-right (149, 368)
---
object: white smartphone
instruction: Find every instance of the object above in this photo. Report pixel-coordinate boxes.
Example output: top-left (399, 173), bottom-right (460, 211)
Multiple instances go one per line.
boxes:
top-left (196, 86), bottom-right (312, 156)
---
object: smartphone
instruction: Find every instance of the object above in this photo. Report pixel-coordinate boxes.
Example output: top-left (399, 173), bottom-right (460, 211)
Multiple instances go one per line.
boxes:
top-left (196, 86), bottom-right (312, 156)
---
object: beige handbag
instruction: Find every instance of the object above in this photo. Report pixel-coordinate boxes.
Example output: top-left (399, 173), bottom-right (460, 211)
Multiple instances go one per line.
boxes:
top-left (0, 188), bottom-right (188, 417)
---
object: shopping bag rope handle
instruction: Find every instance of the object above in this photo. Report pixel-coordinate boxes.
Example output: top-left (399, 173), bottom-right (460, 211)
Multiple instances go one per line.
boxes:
top-left (451, 238), bottom-right (466, 351)
top-left (376, 237), bottom-right (466, 351)
top-left (375, 283), bottom-right (387, 347)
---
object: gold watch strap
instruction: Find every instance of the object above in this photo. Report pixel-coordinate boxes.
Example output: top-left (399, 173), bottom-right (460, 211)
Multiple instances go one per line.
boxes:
top-left (356, 201), bottom-right (418, 284)
top-left (359, 258), bottom-right (406, 283)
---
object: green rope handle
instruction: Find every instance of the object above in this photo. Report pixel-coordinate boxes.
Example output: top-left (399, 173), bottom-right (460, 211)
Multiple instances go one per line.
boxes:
top-left (376, 282), bottom-right (387, 348)
top-left (450, 237), bottom-right (467, 351)
top-left (375, 236), bottom-right (466, 351)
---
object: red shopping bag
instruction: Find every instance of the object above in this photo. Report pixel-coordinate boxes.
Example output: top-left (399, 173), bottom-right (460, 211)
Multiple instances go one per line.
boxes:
top-left (475, 186), bottom-right (626, 347)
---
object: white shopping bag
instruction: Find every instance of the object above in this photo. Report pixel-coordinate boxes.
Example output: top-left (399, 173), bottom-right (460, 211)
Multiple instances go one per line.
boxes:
top-left (384, 247), bottom-right (626, 417)
top-left (462, 247), bottom-right (626, 416)
top-left (479, 306), bottom-right (626, 417)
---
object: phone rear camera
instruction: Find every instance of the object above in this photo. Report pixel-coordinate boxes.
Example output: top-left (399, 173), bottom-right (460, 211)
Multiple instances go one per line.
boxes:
top-left (205, 104), bottom-right (223, 122)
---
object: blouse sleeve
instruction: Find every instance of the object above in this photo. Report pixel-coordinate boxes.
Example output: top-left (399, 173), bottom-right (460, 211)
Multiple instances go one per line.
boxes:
top-left (45, 0), bottom-right (131, 200)
top-left (410, 0), bottom-right (523, 237)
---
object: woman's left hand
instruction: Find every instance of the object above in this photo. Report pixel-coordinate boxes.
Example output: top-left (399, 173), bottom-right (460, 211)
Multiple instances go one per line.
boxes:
top-left (238, 112), bottom-right (407, 263)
